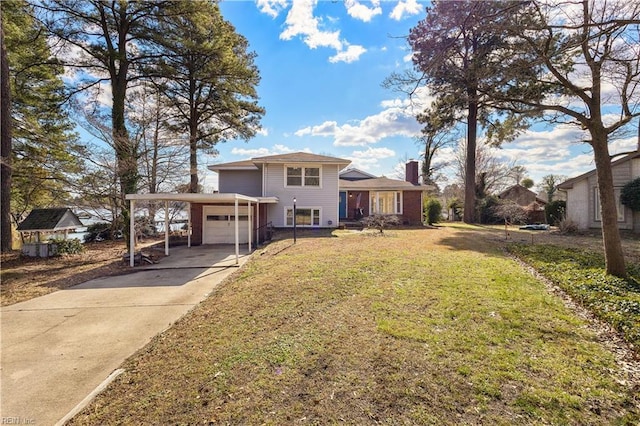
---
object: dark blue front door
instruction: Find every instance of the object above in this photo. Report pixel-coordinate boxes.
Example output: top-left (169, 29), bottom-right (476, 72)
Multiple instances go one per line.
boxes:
top-left (339, 191), bottom-right (347, 219)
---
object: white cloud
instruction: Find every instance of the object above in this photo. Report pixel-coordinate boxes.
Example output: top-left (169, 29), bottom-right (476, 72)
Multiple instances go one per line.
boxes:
top-left (280, 0), bottom-right (342, 50)
top-left (348, 147), bottom-right (396, 170)
top-left (229, 145), bottom-right (310, 158)
top-left (295, 109), bottom-right (422, 147)
top-left (278, 0), bottom-right (368, 63)
top-left (329, 44), bottom-right (367, 63)
top-left (230, 147), bottom-right (273, 158)
top-left (351, 147), bottom-right (396, 159)
top-left (256, 127), bottom-right (269, 137)
top-left (257, 0), bottom-right (289, 18)
top-left (295, 88), bottom-right (435, 146)
top-left (344, 0), bottom-right (382, 22)
top-left (389, 0), bottom-right (423, 21)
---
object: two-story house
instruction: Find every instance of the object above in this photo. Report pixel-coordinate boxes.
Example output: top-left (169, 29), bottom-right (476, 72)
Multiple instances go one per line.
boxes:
top-left (126, 152), bottom-right (430, 266)
top-left (205, 152), bottom-right (352, 245)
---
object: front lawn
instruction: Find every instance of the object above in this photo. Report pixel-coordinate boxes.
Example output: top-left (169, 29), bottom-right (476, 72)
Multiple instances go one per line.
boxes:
top-left (69, 227), bottom-right (639, 425)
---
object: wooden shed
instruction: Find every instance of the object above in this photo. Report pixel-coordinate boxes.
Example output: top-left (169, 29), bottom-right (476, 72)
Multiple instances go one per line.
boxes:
top-left (17, 208), bottom-right (84, 257)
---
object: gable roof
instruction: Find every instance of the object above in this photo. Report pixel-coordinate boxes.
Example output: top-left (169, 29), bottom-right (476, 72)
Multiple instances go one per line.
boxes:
top-left (208, 159), bottom-right (259, 172)
top-left (17, 208), bottom-right (83, 232)
top-left (558, 150), bottom-right (640, 190)
top-left (339, 167), bottom-right (378, 180)
top-left (252, 152), bottom-right (351, 166)
top-left (208, 152), bottom-right (351, 172)
top-left (498, 184), bottom-right (547, 204)
top-left (339, 177), bottom-right (426, 191)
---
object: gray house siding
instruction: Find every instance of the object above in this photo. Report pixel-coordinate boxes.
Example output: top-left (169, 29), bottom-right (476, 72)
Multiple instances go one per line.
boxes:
top-left (218, 170), bottom-right (262, 196)
top-left (263, 163), bottom-right (341, 228)
top-left (563, 155), bottom-right (639, 232)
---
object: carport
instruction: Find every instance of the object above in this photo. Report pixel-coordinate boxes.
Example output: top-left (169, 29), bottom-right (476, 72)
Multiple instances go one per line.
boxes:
top-left (125, 193), bottom-right (272, 267)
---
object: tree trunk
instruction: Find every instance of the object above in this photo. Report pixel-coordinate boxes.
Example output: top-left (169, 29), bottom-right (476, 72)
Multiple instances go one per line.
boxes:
top-left (591, 132), bottom-right (627, 278)
top-left (112, 67), bottom-right (137, 248)
top-left (463, 96), bottom-right (478, 223)
top-left (189, 118), bottom-right (198, 193)
top-left (1, 16), bottom-right (13, 252)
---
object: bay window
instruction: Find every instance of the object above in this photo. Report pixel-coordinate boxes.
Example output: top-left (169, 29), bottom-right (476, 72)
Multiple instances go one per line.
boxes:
top-left (370, 191), bottom-right (402, 215)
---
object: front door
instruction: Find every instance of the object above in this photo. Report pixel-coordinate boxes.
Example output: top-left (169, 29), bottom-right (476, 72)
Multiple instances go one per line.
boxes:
top-left (339, 191), bottom-right (347, 219)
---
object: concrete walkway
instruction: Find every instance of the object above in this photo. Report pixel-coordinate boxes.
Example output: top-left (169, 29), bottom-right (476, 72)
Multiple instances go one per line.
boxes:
top-left (1, 245), bottom-right (251, 425)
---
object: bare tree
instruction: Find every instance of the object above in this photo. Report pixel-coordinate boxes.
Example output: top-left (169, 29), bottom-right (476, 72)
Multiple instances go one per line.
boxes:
top-left (128, 83), bottom-right (189, 222)
top-left (453, 137), bottom-right (511, 198)
top-left (490, 0), bottom-right (640, 277)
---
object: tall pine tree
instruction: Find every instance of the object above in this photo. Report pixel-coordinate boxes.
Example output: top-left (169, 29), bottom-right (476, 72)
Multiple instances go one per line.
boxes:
top-left (148, 0), bottom-right (264, 193)
top-left (1, 0), bottom-right (82, 240)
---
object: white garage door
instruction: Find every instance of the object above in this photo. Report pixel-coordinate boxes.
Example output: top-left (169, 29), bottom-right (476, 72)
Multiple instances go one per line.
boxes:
top-left (203, 206), bottom-right (250, 244)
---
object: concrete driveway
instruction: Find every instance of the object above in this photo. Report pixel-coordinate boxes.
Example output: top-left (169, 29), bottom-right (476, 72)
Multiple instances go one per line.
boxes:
top-left (1, 245), bottom-right (251, 425)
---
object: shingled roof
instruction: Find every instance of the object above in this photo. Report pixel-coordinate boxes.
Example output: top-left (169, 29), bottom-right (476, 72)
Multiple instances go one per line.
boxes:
top-left (17, 208), bottom-right (83, 232)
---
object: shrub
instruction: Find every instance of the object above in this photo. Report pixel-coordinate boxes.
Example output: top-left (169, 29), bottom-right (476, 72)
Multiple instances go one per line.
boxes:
top-left (491, 201), bottom-right (528, 225)
top-left (52, 238), bottom-right (84, 255)
top-left (545, 200), bottom-right (566, 225)
top-left (477, 195), bottom-right (501, 224)
top-left (362, 214), bottom-right (400, 234)
top-left (424, 198), bottom-right (442, 225)
top-left (84, 222), bottom-right (123, 242)
top-left (557, 217), bottom-right (579, 234)
top-left (621, 177), bottom-right (640, 211)
top-left (84, 223), bottom-right (111, 243)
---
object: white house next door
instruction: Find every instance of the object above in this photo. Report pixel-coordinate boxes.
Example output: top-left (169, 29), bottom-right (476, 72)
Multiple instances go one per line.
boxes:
top-left (202, 206), bottom-right (249, 244)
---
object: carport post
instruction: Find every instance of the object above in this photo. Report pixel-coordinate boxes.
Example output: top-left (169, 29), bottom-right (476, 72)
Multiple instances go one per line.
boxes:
top-left (187, 202), bottom-right (191, 248)
top-left (164, 200), bottom-right (169, 256)
top-left (129, 199), bottom-right (135, 267)
top-left (256, 202), bottom-right (260, 246)
top-left (247, 201), bottom-right (252, 252)
top-left (234, 199), bottom-right (239, 264)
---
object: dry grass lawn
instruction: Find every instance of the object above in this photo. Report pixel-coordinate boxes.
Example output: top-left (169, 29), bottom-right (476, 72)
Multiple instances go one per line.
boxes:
top-left (66, 226), bottom-right (639, 425)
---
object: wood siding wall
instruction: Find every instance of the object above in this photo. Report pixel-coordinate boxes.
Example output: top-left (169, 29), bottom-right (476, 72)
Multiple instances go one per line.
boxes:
top-left (263, 163), bottom-right (341, 227)
top-left (218, 170), bottom-right (262, 196)
top-left (566, 157), bottom-right (639, 231)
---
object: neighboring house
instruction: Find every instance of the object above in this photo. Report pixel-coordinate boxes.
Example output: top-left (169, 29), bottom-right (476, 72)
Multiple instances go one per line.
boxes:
top-left (557, 150), bottom-right (640, 232)
top-left (338, 161), bottom-right (429, 225)
top-left (498, 184), bottom-right (547, 223)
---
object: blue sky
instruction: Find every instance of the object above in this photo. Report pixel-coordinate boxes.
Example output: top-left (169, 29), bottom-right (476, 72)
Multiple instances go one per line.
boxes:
top-left (202, 0), bottom-right (640, 193)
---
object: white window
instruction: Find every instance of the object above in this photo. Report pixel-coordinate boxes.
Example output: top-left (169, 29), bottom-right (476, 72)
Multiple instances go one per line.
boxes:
top-left (370, 191), bottom-right (402, 215)
top-left (286, 208), bottom-right (321, 226)
top-left (286, 166), bottom-right (321, 187)
top-left (594, 187), bottom-right (624, 222)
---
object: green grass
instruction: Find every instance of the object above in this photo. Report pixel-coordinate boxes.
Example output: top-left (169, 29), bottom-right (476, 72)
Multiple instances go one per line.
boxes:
top-left (507, 243), bottom-right (640, 349)
top-left (69, 227), bottom-right (639, 425)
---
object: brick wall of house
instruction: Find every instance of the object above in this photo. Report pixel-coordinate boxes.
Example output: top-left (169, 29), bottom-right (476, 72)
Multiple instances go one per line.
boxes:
top-left (191, 203), bottom-right (203, 245)
top-left (346, 191), bottom-right (369, 219)
top-left (402, 191), bottom-right (423, 225)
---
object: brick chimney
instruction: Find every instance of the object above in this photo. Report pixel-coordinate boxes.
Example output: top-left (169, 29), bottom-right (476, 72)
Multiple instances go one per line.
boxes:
top-left (405, 160), bottom-right (419, 185)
